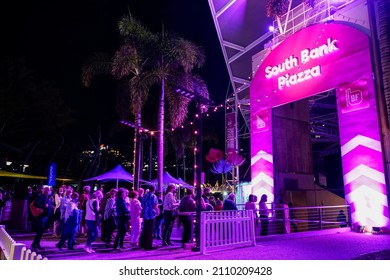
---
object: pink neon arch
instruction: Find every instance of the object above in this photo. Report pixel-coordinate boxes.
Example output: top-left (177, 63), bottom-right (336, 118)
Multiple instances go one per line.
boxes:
top-left (250, 23), bottom-right (390, 230)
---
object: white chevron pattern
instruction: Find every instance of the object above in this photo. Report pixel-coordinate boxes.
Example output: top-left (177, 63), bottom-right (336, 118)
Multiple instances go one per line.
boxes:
top-left (252, 172), bottom-right (274, 186)
top-left (343, 164), bottom-right (386, 185)
top-left (341, 135), bottom-right (382, 156)
top-left (251, 150), bottom-right (273, 166)
top-left (346, 185), bottom-right (388, 206)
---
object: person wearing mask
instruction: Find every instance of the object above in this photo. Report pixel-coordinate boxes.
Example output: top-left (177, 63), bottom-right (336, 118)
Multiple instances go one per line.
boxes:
top-left (162, 184), bottom-right (179, 246)
top-left (113, 188), bottom-right (130, 250)
top-left (55, 192), bottom-right (81, 250)
top-left (129, 190), bottom-right (142, 247)
top-left (139, 186), bottom-right (159, 250)
top-left (30, 186), bottom-right (52, 251)
top-left (84, 190), bottom-right (103, 253)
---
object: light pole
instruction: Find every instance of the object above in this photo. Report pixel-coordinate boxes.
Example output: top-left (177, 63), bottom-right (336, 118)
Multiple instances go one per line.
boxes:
top-left (174, 87), bottom-right (213, 251)
top-left (120, 119), bottom-right (150, 190)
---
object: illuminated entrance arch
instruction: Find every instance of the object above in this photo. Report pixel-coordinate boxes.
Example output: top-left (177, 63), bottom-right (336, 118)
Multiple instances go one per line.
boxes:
top-left (250, 23), bottom-right (390, 230)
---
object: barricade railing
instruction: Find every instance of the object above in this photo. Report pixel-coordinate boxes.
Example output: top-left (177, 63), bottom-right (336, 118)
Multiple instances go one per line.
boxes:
top-left (200, 210), bottom-right (256, 254)
top-left (0, 225), bottom-right (47, 260)
top-left (237, 204), bottom-right (351, 236)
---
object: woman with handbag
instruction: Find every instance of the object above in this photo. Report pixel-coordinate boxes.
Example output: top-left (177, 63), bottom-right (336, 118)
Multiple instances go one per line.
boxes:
top-left (31, 186), bottom-right (51, 251)
top-left (113, 187), bottom-right (130, 250)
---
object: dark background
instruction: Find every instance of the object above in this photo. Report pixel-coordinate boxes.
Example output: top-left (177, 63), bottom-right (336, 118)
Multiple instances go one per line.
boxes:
top-left (0, 0), bottom-right (232, 185)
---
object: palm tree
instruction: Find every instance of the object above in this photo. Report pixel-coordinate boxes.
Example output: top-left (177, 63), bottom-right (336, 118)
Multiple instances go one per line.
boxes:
top-left (148, 30), bottom-right (209, 193)
top-left (81, 14), bottom-right (157, 189)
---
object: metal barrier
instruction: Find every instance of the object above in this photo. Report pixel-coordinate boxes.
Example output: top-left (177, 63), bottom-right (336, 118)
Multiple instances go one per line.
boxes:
top-left (250, 205), bottom-right (351, 236)
top-left (0, 225), bottom-right (47, 260)
top-left (200, 210), bottom-right (256, 254)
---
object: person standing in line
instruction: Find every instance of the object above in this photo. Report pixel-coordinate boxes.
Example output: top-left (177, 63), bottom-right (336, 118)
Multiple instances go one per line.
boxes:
top-left (103, 188), bottom-right (118, 245)
top-left (223, 193), bottom-right (238, 210)
top-left (99, 188), bottom-right (111, 242)
top-left (30, 186), bottom-right (51, 251)
top-left (245, 194), bottom-right (258, 230)
top-left (259, 194), bottom-right (270, 236)
top-left (275, 198), bottom-right (290, 234)
top-left (137, 188), bottom-right (145, 204)
top-left (139, 186), bottom-right (159, 250)
top-left (214, 198), bottom-right (223, 211)
top-left (202, 187), bottom-right (211, 205)
top-left (84, 190), bottom-right (103, 253)
top-left (55, 192), bottom-right (81, 250)
top-left (59, 186), bottom-right (73, 237)
top-left (52, 186), bottom-right (65, 238)
top-left (162, 184), bottom-right (179, 246)
top-left (113, 188), bottom-right (130, 250)
top-left (153, 190), bottom-right (164, 240)
top-left (129, 190), bottom-right (142, 246)
top-left (179, 188), bottom-right (196, 246)
top-left (78, 185), bottom-right (90, 237)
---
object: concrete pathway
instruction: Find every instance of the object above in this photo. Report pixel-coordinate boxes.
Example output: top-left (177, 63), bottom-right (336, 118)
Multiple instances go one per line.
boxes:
top-left (8, 228), bottom-right (390, 260)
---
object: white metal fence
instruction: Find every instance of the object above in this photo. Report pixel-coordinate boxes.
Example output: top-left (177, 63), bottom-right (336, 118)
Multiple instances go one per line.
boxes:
top-left (0, 225), bottom-right (47, 260)
top-left (237, 204), bottom-right (351, 236)
top-left (200, 210), bottom-right (256, 254)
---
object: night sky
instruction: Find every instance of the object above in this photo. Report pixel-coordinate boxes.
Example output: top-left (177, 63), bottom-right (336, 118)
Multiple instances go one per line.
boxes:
top-left (1, 0), bottom-right (230, 149)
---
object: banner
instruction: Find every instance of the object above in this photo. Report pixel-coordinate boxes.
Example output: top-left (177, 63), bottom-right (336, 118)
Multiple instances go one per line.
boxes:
top-left (48, 163), bottom-right (56, 187)
top-left (226, 112), bottom-right (236, 154)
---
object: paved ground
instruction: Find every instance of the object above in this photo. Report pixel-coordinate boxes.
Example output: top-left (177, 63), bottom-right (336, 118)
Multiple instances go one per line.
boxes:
top-left (8, 228), bottom-right (390, 260)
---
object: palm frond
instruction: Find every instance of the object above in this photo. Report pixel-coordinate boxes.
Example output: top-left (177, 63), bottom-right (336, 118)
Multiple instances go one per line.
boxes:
top-left (111, 44), bottom-right (139, 79)
top-left (81, 52), bottom-right (113, 87)
top-left (166, 92), bottom-right (190, 129)
top-left (118, 14), bottom-right (158, 49)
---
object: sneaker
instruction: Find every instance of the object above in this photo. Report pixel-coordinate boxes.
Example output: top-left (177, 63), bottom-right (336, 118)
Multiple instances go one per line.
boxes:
top-left (55, 243), bottom-right (63, 251)
top-left (167, 242), bottom-right (174, 246)
top-left (120, 246), bottom-right (127, 250)
top-left (161, 242), bottom-right (168, 246)
top-left (84, 246), bottom-right (92, 253)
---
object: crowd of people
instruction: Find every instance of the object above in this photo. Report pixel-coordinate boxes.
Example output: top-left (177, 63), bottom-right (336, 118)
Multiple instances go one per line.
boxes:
top-left (25, 183), bottom-right (239, 253)
top-left (25, 183), bottom-right (292, 254)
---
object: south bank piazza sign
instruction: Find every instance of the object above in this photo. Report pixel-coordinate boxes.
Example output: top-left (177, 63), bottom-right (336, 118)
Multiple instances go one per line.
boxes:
top-left (265, 37), bottom-right (338, 90)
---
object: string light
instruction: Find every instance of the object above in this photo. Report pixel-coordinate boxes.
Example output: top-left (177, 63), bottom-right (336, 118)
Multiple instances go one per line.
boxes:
top-left (138, 101), bottom-right (235, 137)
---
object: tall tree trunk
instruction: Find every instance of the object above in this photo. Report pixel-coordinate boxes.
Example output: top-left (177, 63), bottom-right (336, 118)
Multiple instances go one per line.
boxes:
top-left (157, 77), bottom-right (165, 193)
top-left (376, 0), bottom-right (390, 208)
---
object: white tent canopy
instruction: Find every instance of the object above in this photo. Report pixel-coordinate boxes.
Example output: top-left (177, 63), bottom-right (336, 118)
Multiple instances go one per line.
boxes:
top-left (150, 171), bottom-right (194, 190)
top-left (83, 164), bottom-right (152, 189)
